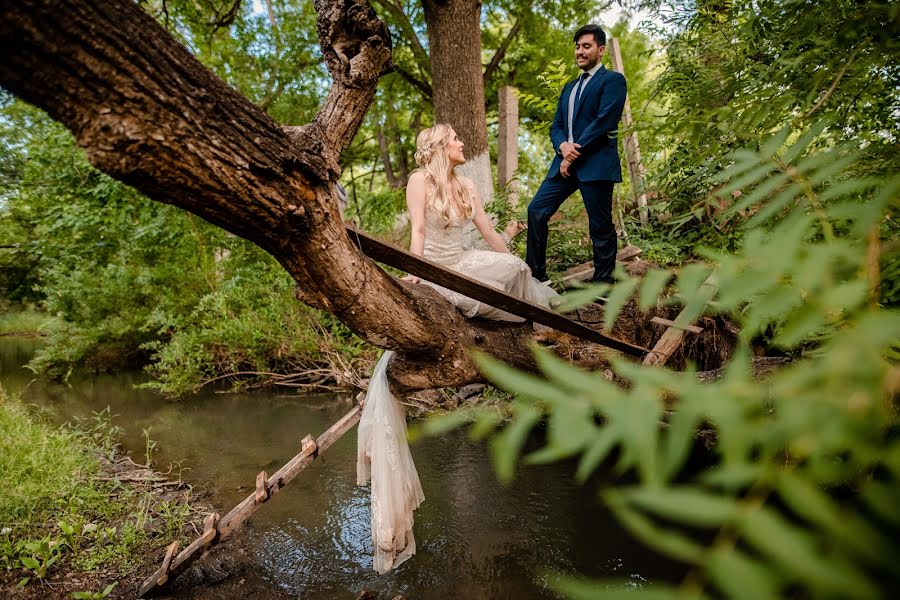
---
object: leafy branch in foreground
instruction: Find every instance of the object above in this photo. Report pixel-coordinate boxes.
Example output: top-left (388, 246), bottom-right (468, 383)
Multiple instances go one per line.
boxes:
top-left (424, 128), bottom-right (900, 598)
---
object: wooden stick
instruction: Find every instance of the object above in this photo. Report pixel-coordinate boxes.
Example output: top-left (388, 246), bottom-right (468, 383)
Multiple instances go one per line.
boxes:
top-left (137, 403), bottom-right (362, 598)
top-left (650, 316), bottom-right (704, 334)
top-left (643, 273), bottom-right (718, 367)
top-left (255, 471), bottom-right (269, 504)
top-left (346, 225), bottom-right (648, 358)
top-left (137, 541), bottom-right (179, 597)
top-left (608, 38), bottom-right (649, 227)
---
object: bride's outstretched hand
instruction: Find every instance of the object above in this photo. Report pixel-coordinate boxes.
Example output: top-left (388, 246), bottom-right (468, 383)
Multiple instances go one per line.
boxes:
top-left (402, 274), bottom-right (421, 284)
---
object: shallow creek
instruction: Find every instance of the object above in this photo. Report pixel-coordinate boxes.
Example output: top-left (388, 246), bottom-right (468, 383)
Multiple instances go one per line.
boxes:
top-left (1, 337), bottom-right (684, 599)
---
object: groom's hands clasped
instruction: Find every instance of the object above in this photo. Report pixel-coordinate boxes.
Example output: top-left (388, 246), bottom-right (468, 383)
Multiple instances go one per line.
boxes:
top-left (559, 142), bottom-right (581, 178)
top-left (559, 141), bottom-right (581, 161)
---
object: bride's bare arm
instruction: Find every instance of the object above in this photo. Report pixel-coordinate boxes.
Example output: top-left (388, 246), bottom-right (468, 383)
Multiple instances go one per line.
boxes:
top-left (403, 172), bottom-right (427, 282)
top-left (472, 191), bottom-right (511, 253)
top-left (406, 172), bottom-right (427, 257)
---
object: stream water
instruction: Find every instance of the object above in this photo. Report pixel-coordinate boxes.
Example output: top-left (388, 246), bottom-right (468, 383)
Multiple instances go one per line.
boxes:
top-left (1, 337), bottom-right (684, 599)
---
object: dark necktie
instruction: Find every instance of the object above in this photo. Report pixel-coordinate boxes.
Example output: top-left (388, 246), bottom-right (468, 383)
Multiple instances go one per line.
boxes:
top-left (574, 72), bottom-right (589, 105)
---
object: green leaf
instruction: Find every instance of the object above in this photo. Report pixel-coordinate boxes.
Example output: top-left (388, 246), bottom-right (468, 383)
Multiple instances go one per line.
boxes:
top-left (468, 410), bottom-right (503, 441)
top-left (533, 345), bottom-right (621, 399)
top-left (622, 486), bottom-right (739, 527)
top-left (776, 471), bottom-right (897, 569)
top-left (526, 399), bottom-right (594, 464)
top-left (473, 351), bottom-right (568, 405)
top-left (575, 425), bottom-right (619, 483)
top-left (638, 269), bottom-right (672, 311)
top-left (707, 548), bottom-right (781, 600)
top-left (554, 282), bottom-right (611, 312)
top-left (418, 410), bottom-right (470, 439)
top-left (604, 489), bottom-right (705, 563)
top-left (489, 403), bottom-right (541, 485)
top-left (661, 408), bottom-right (700, 480)
top-left (744, 181), bottom-right (805, 227)
top-left (861, 479), bottom-right (900, 527)
top-left (779, 121), bottom-right (826, 164)
top-left (773, 306), bottom-right (826, 348)
top-left (621, 391), bottom-right (662, 485)
top-left (700, 463), bottom-right (764, 490)
top-left (20, 556), bottom-right (40, 570)
top-left (740, 506), bottom-right (879, 598)
top-left (760, 126), bottom-right (792, 158)
top-left (718, 162), bottom-right (777, 197)
top-left (550, 576), bottom-right (687, 600)
top-left (724, 171), bottom-right (792, 218)
top-left (603, 277), bottom-right (639, 332)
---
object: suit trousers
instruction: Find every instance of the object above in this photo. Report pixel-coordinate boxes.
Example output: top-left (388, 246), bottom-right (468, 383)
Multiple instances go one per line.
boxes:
top-left (526, 177), bottom-right (616, 283)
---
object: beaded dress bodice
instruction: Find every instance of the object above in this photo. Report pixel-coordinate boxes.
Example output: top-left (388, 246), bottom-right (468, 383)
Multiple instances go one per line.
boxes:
top-left (422, 205), bottom-right (469, 266)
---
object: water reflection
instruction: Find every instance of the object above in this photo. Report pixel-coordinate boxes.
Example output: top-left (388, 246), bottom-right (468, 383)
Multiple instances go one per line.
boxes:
top-left (1, 337), bottom-right (684, 598)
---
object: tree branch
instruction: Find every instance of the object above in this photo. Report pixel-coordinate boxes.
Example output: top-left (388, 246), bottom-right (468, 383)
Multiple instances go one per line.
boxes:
top-left (483, 18), bottom-right (521, 84)
top-left (393, 63), bottom-right (433, 98)
top-left (802, 42), bottom-right (864, 120)
top-left (372, 0), bottom-right (430, 75)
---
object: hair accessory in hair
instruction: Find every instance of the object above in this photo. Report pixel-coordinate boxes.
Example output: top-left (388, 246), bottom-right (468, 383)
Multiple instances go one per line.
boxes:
top-left (414, 145), bottom-right (435, 166)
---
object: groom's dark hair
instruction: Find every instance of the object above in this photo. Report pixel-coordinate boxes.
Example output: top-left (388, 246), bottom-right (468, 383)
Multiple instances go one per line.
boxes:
top-left (573, 24), bottom-right (606, 46)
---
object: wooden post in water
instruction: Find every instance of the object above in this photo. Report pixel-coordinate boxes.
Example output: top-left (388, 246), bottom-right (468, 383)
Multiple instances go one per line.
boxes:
top-left (608, 37), bottom-right (649, 227)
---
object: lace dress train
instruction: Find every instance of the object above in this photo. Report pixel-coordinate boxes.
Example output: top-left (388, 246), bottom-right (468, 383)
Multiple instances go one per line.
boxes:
top-left (356, 351), bottom-right (425, 573)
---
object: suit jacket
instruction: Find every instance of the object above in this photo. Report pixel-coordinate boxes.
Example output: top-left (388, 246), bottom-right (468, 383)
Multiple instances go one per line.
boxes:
top-left (547, 66), bottom-right (626, 183)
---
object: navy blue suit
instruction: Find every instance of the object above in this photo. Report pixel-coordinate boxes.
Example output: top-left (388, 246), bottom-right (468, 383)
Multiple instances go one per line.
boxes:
top-left (526, 65), bottom-right (627, 283)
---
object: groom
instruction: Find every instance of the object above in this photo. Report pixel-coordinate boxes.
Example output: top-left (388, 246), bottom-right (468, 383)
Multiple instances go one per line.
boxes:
top-left (525, 24), bottom-right (627, 285)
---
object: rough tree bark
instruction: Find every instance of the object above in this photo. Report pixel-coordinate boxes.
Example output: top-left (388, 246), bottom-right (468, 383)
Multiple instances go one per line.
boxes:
top-left (421, 0), bottom-right (494, 205)
top-left (0, 0), bottom-right (621, 394)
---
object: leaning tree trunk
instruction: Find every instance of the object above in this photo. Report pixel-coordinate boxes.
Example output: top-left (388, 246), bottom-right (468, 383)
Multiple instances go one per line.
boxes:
top-left (421, 0), bottom-right (493, 207)
top-left (0, 0), bottom-right (622, 394)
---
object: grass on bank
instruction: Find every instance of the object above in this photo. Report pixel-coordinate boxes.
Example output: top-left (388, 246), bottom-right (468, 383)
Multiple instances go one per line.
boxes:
top-left (0, 310), bottom-right (50, 336)
top-left (0, 387), bottom-right (197, 590)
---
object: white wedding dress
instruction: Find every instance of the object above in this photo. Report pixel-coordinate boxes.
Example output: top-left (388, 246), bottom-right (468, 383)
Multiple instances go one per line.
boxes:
top-left (356, 203), bottom-right (558, 574)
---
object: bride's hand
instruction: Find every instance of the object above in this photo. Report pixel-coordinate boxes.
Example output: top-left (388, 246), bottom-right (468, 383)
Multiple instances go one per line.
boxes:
top-left (402, 274), bottom-right (421, 284)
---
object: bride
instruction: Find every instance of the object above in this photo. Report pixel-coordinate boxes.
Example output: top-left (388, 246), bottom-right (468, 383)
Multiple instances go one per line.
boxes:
top-left (356, 124), bottom-right (558, 574)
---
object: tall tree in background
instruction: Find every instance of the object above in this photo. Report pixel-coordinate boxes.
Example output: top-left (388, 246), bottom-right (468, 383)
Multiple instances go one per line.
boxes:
top-left (422, 0), bottom-right (493, 201)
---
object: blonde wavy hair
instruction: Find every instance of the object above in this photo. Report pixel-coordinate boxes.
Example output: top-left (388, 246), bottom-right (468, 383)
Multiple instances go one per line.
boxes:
top-left (413, 124), bottom-right (475, 227)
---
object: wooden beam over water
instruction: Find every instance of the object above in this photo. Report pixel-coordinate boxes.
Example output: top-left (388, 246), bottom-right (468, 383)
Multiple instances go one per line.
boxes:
top-left (345, 225), bottom-right (649, 358)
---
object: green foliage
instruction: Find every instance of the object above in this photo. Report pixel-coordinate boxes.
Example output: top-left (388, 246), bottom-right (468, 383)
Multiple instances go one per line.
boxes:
top-left (344, 188), bottom-right (407, 234)
top-left (626, 0), bottom-right (898, 251)
top-left (426, 120), bottom-right (900, 596)
top-left (0, 390), bottom-right (203, 585)
top-left (517, 59), bottom-right (574, 136)
top-left (72, 582), bottom-right (116, 600)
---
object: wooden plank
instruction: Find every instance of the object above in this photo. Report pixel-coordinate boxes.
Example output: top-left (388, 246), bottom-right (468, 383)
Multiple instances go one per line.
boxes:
top-left (203, 512), bottom-right (219, 534)
top-left (255, 471), bottom-right (269, 504)
top-left (557, 246), bottom-right (643, 289)
top-left (168, 521), bottom-right (218, 573)
top-left (643, 273), bottom-right (718, 367)
top-left (345, 225), bottom-right (648, 358)
top-left (608, 38), bottom-right (649, 227)
top-left (650, 316), bottom-right (703, 334)
top-left (138, 403), bottom-right (362, 598)
top-left (137, 540), bottom-right (179, 597)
